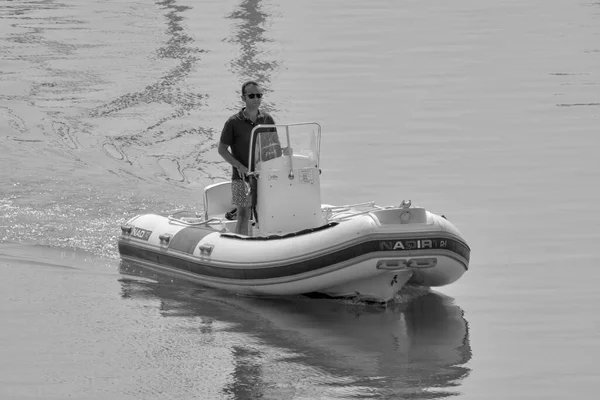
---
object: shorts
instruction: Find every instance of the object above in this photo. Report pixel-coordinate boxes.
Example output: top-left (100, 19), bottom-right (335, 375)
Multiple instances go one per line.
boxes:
top-left (231, 179), bottom-right (251, 207)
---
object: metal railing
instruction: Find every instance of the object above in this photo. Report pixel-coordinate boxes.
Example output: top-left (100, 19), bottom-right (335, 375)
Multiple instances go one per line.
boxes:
top-left (322, 201), bottom-right (389, 222)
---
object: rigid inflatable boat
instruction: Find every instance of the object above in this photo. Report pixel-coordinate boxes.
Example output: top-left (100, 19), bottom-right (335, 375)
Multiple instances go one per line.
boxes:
top-left (118, 123), bottom-right (470, 303)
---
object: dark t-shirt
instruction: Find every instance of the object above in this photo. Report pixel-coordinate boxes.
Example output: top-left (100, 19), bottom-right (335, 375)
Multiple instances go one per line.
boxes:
top-left (220, 108), bottom-right (276, 181)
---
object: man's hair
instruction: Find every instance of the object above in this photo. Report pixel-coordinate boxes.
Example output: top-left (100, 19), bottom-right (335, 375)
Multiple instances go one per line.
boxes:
top-left (241, 80), bottom-right (259, 95)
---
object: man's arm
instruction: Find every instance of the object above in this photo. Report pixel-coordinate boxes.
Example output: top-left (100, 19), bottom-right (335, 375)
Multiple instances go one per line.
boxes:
top-left (218, 142), bottom-right (247, 175)
top-left (219, 119), bottom-right (249, 176)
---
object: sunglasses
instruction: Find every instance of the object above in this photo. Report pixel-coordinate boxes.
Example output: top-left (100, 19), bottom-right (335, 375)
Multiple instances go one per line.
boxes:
top-left (245, 93), bottom-right (263, 99)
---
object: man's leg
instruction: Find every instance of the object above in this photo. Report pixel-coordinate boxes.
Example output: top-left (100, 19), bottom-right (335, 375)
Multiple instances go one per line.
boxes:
top-left (232, 179), bottom-right (252, 235)
top-left (235, 206), bottom-right (250, 235)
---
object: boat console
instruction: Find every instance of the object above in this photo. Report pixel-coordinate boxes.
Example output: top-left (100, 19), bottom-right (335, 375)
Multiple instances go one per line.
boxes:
top-left (249, 123), bottom-right (323, 235)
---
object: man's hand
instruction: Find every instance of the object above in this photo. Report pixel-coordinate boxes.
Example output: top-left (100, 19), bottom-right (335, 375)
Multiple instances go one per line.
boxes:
top-left (237, 164), bottom-right (249, 177)
top-left (282, 147), bottom-right (293, 156)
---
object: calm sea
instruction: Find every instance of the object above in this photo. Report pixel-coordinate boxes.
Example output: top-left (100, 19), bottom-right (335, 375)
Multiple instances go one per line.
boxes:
top-left (1, 0), bottom-right (599, 399)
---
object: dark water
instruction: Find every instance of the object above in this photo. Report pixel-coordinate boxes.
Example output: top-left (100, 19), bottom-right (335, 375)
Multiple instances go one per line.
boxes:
top-left (1, 0), bottom-right (599, 398)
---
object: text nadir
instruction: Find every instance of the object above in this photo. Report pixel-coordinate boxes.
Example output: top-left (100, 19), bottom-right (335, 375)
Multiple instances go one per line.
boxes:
top-left (379, 238), bottom-right (449, 251)
top-left (131, 227), bottom-right (152, 241)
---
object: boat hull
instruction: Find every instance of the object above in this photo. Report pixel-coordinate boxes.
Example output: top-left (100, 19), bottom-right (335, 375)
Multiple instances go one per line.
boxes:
top-left (118, 210), bottom-right (470, 303)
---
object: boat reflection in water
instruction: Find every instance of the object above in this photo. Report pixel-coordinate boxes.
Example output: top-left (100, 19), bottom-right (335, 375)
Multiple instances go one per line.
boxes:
top-left (119, 260), bottom-right (472, 399)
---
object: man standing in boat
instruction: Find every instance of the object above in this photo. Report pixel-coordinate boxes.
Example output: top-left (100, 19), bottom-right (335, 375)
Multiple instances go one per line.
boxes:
top-left (218, 81), bottom-right (280, 235)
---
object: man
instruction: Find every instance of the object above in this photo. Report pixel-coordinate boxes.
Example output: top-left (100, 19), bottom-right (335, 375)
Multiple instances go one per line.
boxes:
top-left (218, 81), bottom-right (276, 235)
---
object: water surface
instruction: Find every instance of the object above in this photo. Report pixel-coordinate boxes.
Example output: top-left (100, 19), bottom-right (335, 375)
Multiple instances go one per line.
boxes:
top-left (1, 0), bottom-right (599, 398)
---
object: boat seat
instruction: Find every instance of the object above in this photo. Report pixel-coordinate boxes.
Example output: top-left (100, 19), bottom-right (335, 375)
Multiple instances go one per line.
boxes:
top-left (203, 181), bottom-right (233, 220)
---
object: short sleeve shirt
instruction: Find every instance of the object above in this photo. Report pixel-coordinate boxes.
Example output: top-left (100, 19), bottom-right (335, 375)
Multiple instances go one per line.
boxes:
top-left (220, 108), bottom-right (275, 180)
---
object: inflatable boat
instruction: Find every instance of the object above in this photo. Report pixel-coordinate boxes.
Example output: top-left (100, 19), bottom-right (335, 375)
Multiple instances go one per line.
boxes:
top-left (118, 122), bottom-right (470, 303)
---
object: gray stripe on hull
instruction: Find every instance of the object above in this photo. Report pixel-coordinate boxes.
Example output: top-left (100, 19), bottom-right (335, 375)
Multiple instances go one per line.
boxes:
top-left (118, 236), bottom-right (469, 281)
